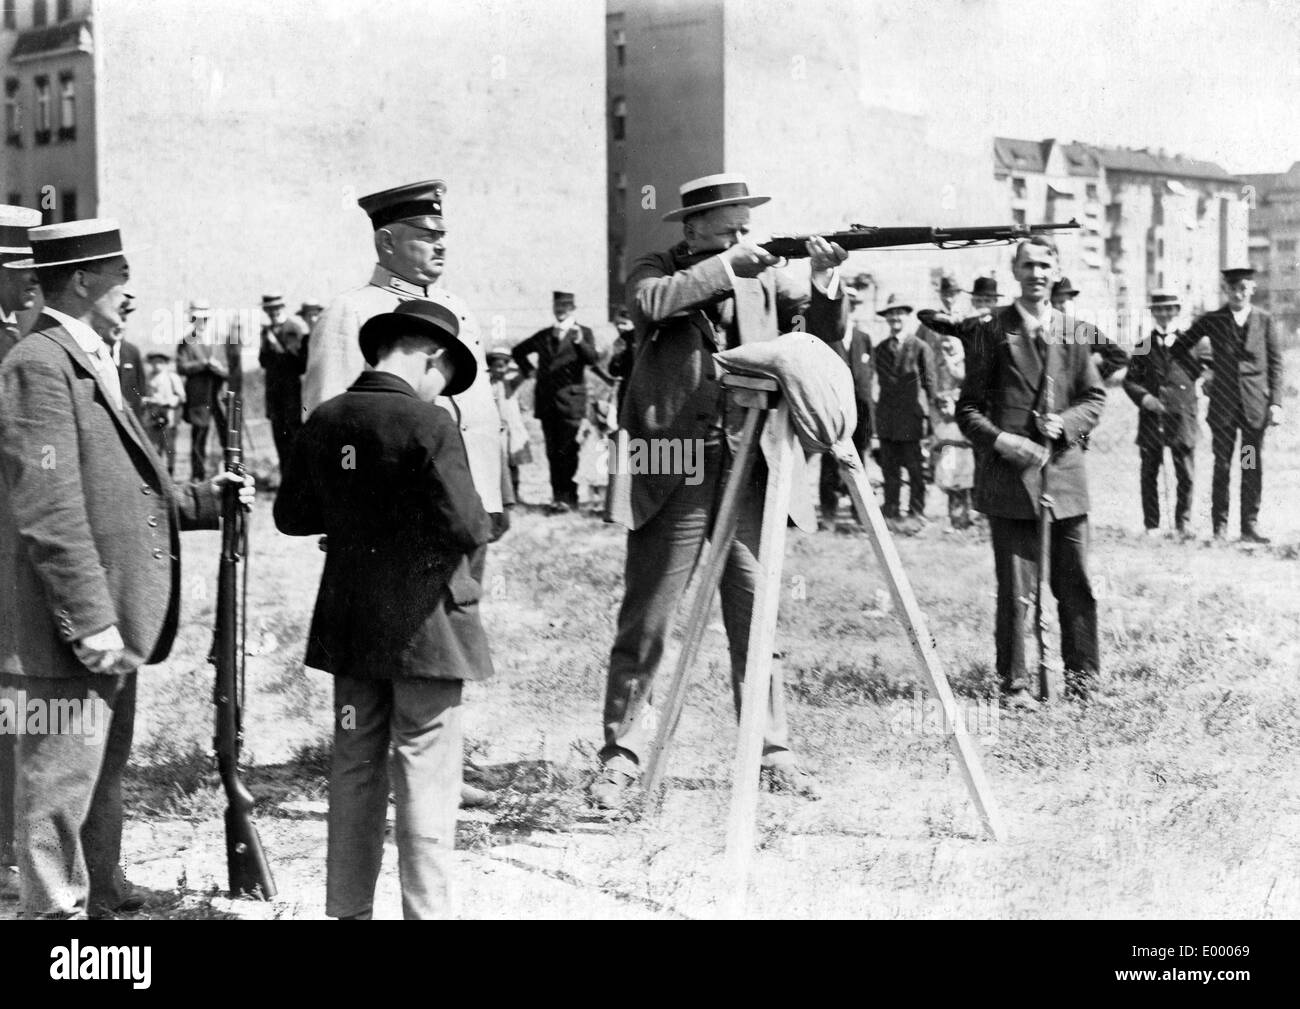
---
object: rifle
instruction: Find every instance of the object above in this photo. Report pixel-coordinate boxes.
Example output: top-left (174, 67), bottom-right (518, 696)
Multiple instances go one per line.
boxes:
top-left (210, 391), bottom-right (277, 899)
top-left (760, 220), bottom-right (1080, 259)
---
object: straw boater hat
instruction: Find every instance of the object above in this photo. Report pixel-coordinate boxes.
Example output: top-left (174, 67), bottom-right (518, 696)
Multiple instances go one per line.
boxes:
top-left (1148, 290), bottom-right (1181, 308)
top-left (662, 173), bottom-right (770, 223)
top-left (0, 204), bottom-right (41, 256)
top-left (299, 299), bottom-right (323, 313)
top-left (876, 293), bottom-right (913, 316)
top-left (262, 293), bottom-right (285, 310)
top-left (3, 218), bottom-right (146, 269)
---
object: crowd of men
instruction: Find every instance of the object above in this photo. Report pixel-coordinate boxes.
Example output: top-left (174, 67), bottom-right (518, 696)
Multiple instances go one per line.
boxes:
top-left (0, 171), bottom-right (1285, 919)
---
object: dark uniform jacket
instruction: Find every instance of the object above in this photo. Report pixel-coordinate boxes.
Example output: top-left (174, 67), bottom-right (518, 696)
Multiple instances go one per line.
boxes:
top-left (511, 323), bottom-right (600, 422)
top-left (956, 304), bottom-right (1107, 520)
top-left (613, 242), bottom-right (845, 529)
top-left (872, 332), bottom-right (935, 442)
top-left (832, 326), bottom-right (874, 404)
top-left (1182, 305), bottom-right (1283, 431)
top-left (0, 316), bottom-right (221, 678)
top-left (273, 371), bottom-right (493, 682)
top-left (1123, 330), bottom-right (1209, 450)
top-left (115, 338), bottom-right (145, 419)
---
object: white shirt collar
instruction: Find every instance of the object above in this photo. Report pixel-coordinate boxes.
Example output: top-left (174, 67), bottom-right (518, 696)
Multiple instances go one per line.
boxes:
top-left (1, 307), bottom-right (16, 326)
top-left (43, 306), bottom-right (108, 357)
top-left (370, 263), bottom-right (428, 297)
top-left (553, 316), bottom-right (578, 334)
top-left (1014, 298), bottom-right (1052, 331)
top-left (1230, 306), bottom-right (1251, 327)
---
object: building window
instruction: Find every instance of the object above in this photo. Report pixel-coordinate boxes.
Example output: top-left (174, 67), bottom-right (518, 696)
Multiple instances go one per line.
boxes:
top-left (34, 76), bottom-right (51, 145)
top-left (33, 0), bottom-right (48, 28)
top-left (613, 28), bottom-right (626, 67)
top-left (611, 96), bottom-right (626, 142)
top-left (6, 192), bottom-right (20, 208)
top-left (1012, 208), bottom-right (1026, 225)
top-left (61, 188), bottom-right (76, 221)
top-left (4, 78), bottom-right (19, 147)
top-left (57, 73), bottom-right (75, 140)
top-left (1085, 183), bottom-right (1098, 201)
top-left (1012, 177), bottom-right (1027, 199)
top-left (57, 0), bottom-right (71, 21)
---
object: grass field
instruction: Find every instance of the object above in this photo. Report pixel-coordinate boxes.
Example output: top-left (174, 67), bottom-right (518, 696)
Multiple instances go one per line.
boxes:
top-left (5, 353), bottom-right (1298, 920)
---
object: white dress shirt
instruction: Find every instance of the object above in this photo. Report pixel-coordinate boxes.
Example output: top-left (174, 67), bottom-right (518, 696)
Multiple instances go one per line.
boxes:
top-left (43, 306), bottom-right (123, 410)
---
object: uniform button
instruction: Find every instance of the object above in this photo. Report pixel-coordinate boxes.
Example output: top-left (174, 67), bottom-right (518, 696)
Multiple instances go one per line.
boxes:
top-left (146, 515), bottom-right (158, 527)
top-left (141, 484), bottom-right (153, 495)
top-left (152, 548), bottom-right (164, 559)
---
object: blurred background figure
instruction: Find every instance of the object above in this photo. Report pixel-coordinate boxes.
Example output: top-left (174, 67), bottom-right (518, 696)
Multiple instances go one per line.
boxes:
top-left (486, 346), bottom-right (531, 502)
top-left (111, 291), bottom-right (144, 421)
top-left (259, 292), bottom-right (307, 473)
top-left (141, 348), bottom-right (187, 475)
top-left (177, 298), bottom-right (229, 480)
top-left (872, 293), bottom-right (935, 533)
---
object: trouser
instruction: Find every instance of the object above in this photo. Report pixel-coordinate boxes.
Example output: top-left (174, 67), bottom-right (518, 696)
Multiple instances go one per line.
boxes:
top-left (267, 398), bottom-right (302, 471)
top-left (541, 415), bottom-right (582, 508)
top-left (16, 672), bottom-right (136, 916)
top-left (1210, 418), bottom-right (1266, 531)
top-left (947, 488), bottom-right (973, 528)
top-left (1139, 442), bottom-right (1194, 529)
top-left (818, 399), bottom-right (871, 519)
top-left (147, 423), bottom-right (176, 476)
top-left (879, 438), bottom-right (925, 518)
top-left (603, 443), bottom-right (792, 772)
top-left (326, 676), bottom-right (463, 921)
top-left (0, 674), bottom-right (15, 867)
top-left (188, 416), bottom-right (228, 480)
top-left (988, 515), bottom-right (1099, 694)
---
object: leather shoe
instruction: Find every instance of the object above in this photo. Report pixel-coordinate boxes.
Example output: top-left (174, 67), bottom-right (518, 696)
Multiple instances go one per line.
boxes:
top-left (90, 882), bottom-right (178, 919)
top-left (1240, 526), bottom-right (1270, 545)
top-left (1006, 687), bottom-right (1041, 710)
top-left (587, 766), bottom-right (637, 811)
top-left (1212, 525), bottom-right (1228, 542)
top-left (759, 764), bottom-right (822, 801)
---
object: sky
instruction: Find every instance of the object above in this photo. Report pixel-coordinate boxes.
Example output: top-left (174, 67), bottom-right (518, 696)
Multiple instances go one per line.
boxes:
top-left (857, 0), bottom-right (1300, 174)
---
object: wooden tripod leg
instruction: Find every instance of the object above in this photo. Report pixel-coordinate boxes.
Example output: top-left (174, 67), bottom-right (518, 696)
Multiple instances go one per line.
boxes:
top-left (724, 404), bottom-right (797, 917)
top-left (639, 407), bottom-right (766, 810)
top-left (840, 456), bottom-right (1007, 842)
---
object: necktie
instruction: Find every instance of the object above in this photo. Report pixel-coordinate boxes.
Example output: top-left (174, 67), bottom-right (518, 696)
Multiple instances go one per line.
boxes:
top-left (92, 344), bottom-right (124, 411)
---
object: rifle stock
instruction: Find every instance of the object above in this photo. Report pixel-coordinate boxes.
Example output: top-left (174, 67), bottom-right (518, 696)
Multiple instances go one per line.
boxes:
top-left (761, 219), bottom-right (1080, 260)
top-left (211, 391), bottom-right (276, 900)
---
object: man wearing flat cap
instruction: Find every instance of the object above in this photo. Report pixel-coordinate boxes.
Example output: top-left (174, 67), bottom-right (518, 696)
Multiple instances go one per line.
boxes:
top-left (511, 290), bottom-right (611, 512)
top-left (276, 299), bottom-right (491, 919)
top-left (258, 293), bottom-right (307, 471)
top-left (0, 202), bottom-right (41, 901)
top-left (0, 219), bottom-right (254, 918)
top-left (1122, 292), bottom-right (1208, 538)
top-left (1182, 267), bottom-right (1283, 544)
top-left (593, 172), bottom-right (848, 809)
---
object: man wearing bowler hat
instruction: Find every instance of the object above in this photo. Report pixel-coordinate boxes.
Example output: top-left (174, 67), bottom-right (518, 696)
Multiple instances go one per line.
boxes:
top-left (258, 292), bottom-right (306, 471)
top-left (511, 290), bottom-right (611, 512)
top-left (1182, 266), bottom-right (1283, 543)
top-left (300, 180), bottom-right (505, 809)
top-left (1124, 291), bottom-right (1209, 538)
top-left (0, 202), bottom-right (41, 901)
top-left (0, 219), bottom-right (254, 917)
top-left (594, 172), bottom-right (848, 809)
top-left (276, 299), bottom-right (491, 919)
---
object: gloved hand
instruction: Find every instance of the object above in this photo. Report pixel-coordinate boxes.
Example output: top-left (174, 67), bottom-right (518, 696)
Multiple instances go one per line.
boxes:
top-left (993, 432), bottom-right (1049, 470)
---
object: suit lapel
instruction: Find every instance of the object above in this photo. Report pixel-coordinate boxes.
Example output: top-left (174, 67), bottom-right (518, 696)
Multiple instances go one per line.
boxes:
top-left (43, 324), bottom-right (154, 461)
top-left (999, 305), bottom-right (1042, 388)
top-left (732, 277), bottom-right (765, 343)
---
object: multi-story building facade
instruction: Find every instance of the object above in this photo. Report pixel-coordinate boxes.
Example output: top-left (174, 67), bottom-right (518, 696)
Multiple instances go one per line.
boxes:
top-left (3, 0), bottom-right (608, 350)
top-left (1241, 162), bottom-right (1300, 340)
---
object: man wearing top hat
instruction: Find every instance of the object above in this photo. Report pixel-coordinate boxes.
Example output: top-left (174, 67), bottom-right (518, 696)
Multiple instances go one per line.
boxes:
top-left (1182, 266), bottom-right (1283, 544)
top-left (872, 294), bottom-right (936, 531)
top-left (957, 237), bottom-right (1107, 707)
top-left (1124, 291), bottom-right (1209, 538)
top-left (511, 290), bottom-right (612, 512)
top-left (0, 202), bottom-right (41, 901)
top-left (176, 298), bottom-right (229, 480)
top-left (276, 299), bottom-right (490, 919)
top-left (0, 219), bottom-right (254, 918)
top-left (593, 172), bottom-right (848, 809)
top-left (258, 292), bottom-right (307, 470)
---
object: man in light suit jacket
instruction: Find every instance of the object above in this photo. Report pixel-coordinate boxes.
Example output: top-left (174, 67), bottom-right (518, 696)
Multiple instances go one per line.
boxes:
top-left (957, 237), bottom-right (1107, 707)
top-left (593, 173), bottom-right (848, 809)
top-left (1182, 267), bottom-right (1284, 544)
top-left (0, 220), bottom-right (252, 919)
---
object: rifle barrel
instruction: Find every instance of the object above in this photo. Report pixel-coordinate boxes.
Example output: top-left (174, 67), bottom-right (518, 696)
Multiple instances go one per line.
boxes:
top-left (761, 219), bottom-right (1080, 259)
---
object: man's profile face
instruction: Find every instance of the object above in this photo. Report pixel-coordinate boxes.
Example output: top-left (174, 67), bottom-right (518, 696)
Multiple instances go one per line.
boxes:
top-left (1224, 279), bottom-right (1255, 311)
top-left (883, 309), bottom-right (907, 336)
top-left (265, 305), bottom-right (285, 325)
top-left (382, 220), bottom-right (446, 285)
top-left (1012, 243), bottom-right (1057, 301)
top-left (686, 205), bottom-right (751, 252)
top-left (414, 342), bottom-right (454, 402)
top-left (1151, 304), bottom-right (1180, 329)
top-left (302, 307), bottom-right (322, 328)
top-left (0, 261), bottom-right (38, 313)
top-left (80, 256), bottom-right (131, 337)
top-left (487, 357), bottom-right (509, 381)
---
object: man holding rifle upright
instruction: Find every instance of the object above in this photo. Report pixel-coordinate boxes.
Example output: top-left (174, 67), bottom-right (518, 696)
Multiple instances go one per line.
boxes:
top-left (956, 237), bottom-right (1106, 709)
top-left (0, 220), bottom-right (253, 918)
top-left (592, 173), bottom-right (848, 810)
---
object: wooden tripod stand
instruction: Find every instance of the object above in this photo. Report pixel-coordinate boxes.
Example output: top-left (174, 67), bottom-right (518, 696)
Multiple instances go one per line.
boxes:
top-left (639, 373), bottom-right (1005, 916)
